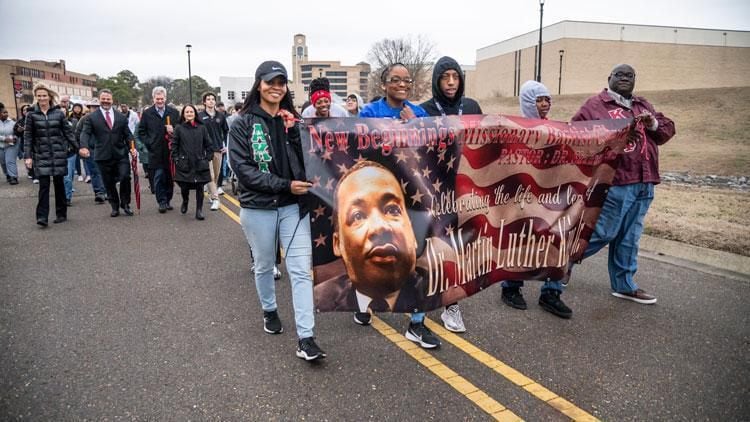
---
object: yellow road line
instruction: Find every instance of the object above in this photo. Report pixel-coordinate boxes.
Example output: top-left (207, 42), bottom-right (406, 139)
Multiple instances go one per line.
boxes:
top-left (423, 319), bottom-right (599, 422)
top-left (222, 192), bottom-right (241, 207)
top-left (370, 316), bottom-right (522, 422)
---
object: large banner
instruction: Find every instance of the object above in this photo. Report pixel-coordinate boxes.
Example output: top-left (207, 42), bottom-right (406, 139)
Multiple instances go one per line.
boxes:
top-left (303, 115), bottom-right (632, 313)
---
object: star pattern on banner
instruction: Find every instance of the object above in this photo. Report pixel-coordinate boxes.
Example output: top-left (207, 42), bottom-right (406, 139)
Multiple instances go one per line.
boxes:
top-left (321, 149), bottom-right (333, 161)
top-left (395, 150), bottom-right (409, 163)
top-left (444, 223), bottom-right (455, 237)
top-left (325, 178), bottom-right (335, 192)
top-left (314, 233), bottom-right (327, 247)
top-left (411, 189), bottom-right (424, 205)
top-left (313, 204), bottom-right (326, 219)
top-left (432, 178), bottom-right (443, 192)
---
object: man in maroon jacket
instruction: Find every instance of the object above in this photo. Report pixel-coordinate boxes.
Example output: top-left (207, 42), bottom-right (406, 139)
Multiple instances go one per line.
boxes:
top-left (572, 64), bottom-right (675, 304)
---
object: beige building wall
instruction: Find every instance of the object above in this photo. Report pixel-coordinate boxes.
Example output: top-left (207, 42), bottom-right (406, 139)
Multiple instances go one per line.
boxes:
top-left (469, 22), bottom-right (750, 100)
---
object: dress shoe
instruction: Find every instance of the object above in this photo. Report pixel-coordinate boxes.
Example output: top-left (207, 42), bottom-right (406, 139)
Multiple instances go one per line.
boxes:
top-left (195, 209), bottom-right (205, 220)
top-left (9, 177), bottom-right (18, 185)
top-left (37, 218), bottom-right (48, 227)
top-left (66, 199), bottom-right (73, 207)
top-left (121, 206), bottom-right (134, 216)
top-left (180, 200), bottom-right (188, 214)
top-left (166, 203), bottom-right (174, 211)
top-left (110, 209), bottom-right (120, 217)
top-left (158, 203), bottom-right (167, 213)
top-left (94, 195), bottom-right (106, 204)
top-left (53, 216), bottom-right (67, 224)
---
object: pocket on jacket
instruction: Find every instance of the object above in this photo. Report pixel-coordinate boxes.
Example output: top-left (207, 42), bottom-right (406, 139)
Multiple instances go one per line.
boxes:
top-left (175, 156), bottom-right (190, 172)
top-left (196, 159), bottom-right (210, 171)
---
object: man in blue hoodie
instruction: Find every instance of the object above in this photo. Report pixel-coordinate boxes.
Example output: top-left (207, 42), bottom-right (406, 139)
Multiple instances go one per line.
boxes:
top-left (420, 56), bottom-right (482, 333)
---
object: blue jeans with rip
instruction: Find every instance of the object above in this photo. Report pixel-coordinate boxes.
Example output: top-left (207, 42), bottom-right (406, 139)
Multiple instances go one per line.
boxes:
top-left (582, 183), bottom-right (654, 293)
top-left (240, 204), bottom-right (315, 339)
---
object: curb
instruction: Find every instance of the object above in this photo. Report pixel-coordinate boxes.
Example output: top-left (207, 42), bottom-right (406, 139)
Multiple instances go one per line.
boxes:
top-left (639, 235), bottom-right (750, 281)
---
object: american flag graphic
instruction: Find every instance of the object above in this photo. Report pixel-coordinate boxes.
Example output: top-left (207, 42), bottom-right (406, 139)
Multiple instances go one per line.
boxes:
top-left (302, 115), bottom-right (632, 312)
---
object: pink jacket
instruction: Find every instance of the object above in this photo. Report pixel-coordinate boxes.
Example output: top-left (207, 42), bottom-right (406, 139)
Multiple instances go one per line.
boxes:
top-left (572, 89), bottom-right (675, 186)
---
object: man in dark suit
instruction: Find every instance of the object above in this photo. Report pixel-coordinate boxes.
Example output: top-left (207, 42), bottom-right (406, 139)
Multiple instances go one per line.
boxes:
top-left (79, 89), bottom-right (135, 217)
top-left (136, 86), bottom-right (180, 213)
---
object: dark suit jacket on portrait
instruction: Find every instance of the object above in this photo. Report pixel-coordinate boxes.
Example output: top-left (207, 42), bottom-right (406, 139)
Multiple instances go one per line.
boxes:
top-left (313, 268), bottom-right (441, 313)
top-left (80, 109), bottom-right (133, 162)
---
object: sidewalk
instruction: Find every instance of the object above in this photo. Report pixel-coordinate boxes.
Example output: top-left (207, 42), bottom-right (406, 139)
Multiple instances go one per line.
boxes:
top-left (640, 234), bottom-right (750, 282)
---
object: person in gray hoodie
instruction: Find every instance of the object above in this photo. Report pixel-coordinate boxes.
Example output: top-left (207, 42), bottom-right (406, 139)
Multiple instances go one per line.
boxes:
top-left (500, 80), bottom-right (572, 319)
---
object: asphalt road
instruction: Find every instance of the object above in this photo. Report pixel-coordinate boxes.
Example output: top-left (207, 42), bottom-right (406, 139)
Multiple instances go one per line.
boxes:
top-left (1, 170), bottom-right (748, 421)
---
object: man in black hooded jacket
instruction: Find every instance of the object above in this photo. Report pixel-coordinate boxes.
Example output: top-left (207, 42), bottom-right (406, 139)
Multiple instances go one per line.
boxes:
top-left (420, 56), bottom-right (483, 333)
top-left (421, 56), bottom-right (482, 117)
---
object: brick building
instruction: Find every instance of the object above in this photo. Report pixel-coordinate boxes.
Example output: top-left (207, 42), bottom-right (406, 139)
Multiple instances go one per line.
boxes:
top-left (467, 21), bottom-right (750, 100)
top-left (0, 59), bottom-right (97, 118)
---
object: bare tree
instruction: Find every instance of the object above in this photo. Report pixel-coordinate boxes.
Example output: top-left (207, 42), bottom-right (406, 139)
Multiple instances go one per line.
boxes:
top-left (366, 35), bottom-right (436, 101)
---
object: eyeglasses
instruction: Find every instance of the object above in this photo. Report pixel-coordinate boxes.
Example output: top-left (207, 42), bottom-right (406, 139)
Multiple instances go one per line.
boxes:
top-left (612, 72), bottom-right (635, 79)
top-left (387, 77), bottom-right (414, 85)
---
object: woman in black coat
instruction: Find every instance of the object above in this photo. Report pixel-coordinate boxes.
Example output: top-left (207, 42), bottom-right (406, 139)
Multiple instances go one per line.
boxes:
top-left (23, 84), bottom-right (77, 227)
top-left (171, 104), bottom-right (212, 220)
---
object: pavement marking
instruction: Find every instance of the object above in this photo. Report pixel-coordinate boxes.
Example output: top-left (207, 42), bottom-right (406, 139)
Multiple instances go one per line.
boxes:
top-left (369, 316), bottom-right (522, 422)
top-left (423, 319), bottom-right (600, 422)
top-left (221, 192), bottom-right (241, 208)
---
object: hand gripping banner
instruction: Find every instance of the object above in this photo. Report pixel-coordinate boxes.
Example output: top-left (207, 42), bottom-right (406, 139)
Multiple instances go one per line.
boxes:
top-left (302, 115), bottom-right (632, 313)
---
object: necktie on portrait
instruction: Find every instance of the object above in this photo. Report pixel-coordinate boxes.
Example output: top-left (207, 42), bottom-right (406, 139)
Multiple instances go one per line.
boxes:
top-left (105, 111), bottom-right (113, 129)
top-left (369, 298), bottom-right (390, 312)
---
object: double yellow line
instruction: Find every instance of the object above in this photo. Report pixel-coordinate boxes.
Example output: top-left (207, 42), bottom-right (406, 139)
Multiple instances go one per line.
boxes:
top-left (215, 193), bottom-right (598, 421)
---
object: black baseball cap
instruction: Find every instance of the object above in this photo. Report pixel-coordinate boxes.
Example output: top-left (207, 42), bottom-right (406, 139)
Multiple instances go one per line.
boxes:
top-left (255, 61), bottom-right (288, 82)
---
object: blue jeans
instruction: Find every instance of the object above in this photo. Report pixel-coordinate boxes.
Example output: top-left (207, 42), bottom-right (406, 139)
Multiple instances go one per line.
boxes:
top-left (240, 204), bottom-right (315, 339)
top-left (152, 167), bottom-right (174, 206)
top-left (0, 144), bottom-right (18, 178)
top-left (582, 183), bottom-right (654, 293)
top-left (64, 154), bottom-right (77, 200)
top-left (84, 156), bottom-right (106, 195)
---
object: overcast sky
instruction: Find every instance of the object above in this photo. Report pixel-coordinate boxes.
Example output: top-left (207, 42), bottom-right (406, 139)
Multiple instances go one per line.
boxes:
top-left (3, 0), bottom-right (748, 87)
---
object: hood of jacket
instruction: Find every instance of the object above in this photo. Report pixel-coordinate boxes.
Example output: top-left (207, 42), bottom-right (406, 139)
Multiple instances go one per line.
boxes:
top-left (431, 56), bottom-right (465, 108)
top-left (519, 80), bottom-right (551, 119)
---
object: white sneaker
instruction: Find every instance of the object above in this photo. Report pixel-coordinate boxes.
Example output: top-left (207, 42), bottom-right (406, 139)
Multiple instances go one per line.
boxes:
top-left (440, 304), bottom-right (466, 333)
top-left (273, 266), bottom-right (282, 280)
top-left (217, 187), bottom-right (225, 195)
top-left (77, 175), bottom-right (83, 182)
top-left (210, 199), bottom-right (220, 210)
top-left (32, 179), bottom-right (39, 184)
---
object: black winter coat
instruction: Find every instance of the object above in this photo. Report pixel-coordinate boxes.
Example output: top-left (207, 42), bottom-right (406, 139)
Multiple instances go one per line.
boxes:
top-left (23, 104), bottom-right (77, 177)
top-left (137, 105), bottom-right (180, 169)
top-left (171, 122), bottom-right (213, 184)
top-left (228, 104), bottom-right (307, 215)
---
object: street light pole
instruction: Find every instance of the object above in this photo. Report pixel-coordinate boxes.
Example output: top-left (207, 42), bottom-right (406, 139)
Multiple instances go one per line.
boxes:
top-left (558, 49), bottom-right (564, 95)
top-left (186, 44), bottom-right (193, 104)
top-left (9, 72), bottom-right (19, 120)
top-left (537, 0), bottom-right (545, 82)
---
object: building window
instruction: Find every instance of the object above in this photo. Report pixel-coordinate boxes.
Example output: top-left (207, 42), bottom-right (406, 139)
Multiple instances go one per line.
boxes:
top-left (327, 71), bottom-right (347, 77)
top-left (22, 80), bottom-right (33, 89)
top-left (17, 67), bottom-right (44, 78)
top-left (330, 85), bottom-right (348, 91)
top-left (241, 91), bottom-right (248, 100)
top-left (360, 71), bottom-right (369, 77)
top-left (327, 78), bottom-right (347, 84)
top-left (334, 91), bottom-right (347, 97)
top-left (296, 46), bottom-right (304, 57)
top-left (301, 72), bottom-right (312, 78)
top-left (227, 91), bottom-right (235, 100)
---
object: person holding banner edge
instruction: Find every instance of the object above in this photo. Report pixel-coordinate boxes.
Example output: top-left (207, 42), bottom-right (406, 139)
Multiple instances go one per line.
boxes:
top-left (228, 60), bottom-right (326, 361)
top-left (420, 55), bottom-right (483, 332)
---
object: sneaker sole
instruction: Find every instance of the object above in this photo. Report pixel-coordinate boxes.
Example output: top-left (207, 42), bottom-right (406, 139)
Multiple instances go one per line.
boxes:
top-left (611, 292), bottom-right (657, 304)
top-left (404, 331), bottom-right (440, 349)
top-left (263, 326), bottom-right (283, 334)
top-left (353, 314), bottom-right (371, 326)
top-left (538, 301), bottom-right (572, 319)
top-left (296, 350), bottom-right (326, 361)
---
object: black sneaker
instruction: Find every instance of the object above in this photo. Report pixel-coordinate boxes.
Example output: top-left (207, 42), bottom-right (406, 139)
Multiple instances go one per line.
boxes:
top-left (501, 286), bottom-right (528, 310)
top-left (353, 312), bottom-right (371, 326)
top-left (405, 322), bottom-right (441, 349)
top-left (296, 337), bottom-right (327, 361)
top-left (158, 202), bottom-right (167, 214)
top-left (539, 290), bottom-right (572, 319)
top-left (263, 310), bottom-right (283, 334)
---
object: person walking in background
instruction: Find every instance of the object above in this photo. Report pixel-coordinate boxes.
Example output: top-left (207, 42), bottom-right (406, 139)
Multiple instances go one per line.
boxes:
top-left (499, 80), bottom-right (572, 319)
top-left (356, 63), bottom-right (440, 349)
top-left (63, 103), bottom-right (85, 206)
top-left (172, 104), bottom-right (212, 220)
top-left (571, 64), bottom-right (675, 304)
top-left (120, 103), bottom-right (140, 135)
top-left (301, 78), bottom-right (349, 118)
top-left (228, 61), bottom-right (326, 361)
top-left (79, 90), bottom-right (135, 217)
top-left (14, 104), bottom-right (30, 165)
top-left (138, 86), bottom-right (180, 214)
top-left (344, 93), bottom-right (364, 117)
top-left (198, 91), bottom-right (229, 210)
top-left (420, 56), bottom-right (483, 332)
top-left (24, 83), bottom-right (77, 226)
top-left (0, 104), bottom-right (19, 185)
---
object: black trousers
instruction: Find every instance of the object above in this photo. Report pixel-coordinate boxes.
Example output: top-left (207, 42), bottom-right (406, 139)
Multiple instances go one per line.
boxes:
top-left (36, 175), bottom-right (66, 221)
top-left (96, 159), bottom-right (131, 210)
top-left (177, 181), bottom-right (205, 209)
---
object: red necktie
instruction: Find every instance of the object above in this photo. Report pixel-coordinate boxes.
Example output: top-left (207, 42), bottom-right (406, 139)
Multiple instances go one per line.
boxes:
top-left (105, 111), bottom-right (112, 129)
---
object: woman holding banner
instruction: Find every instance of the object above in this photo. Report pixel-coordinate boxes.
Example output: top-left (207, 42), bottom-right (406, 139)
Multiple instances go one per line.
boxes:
top-left (228, 60), bottom-right (326, 362)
